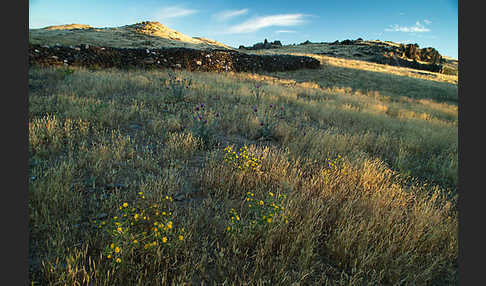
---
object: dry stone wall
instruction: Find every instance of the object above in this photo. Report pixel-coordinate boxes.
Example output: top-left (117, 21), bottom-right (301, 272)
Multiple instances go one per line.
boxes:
top-left (28, 44), bottom-right (320, 72)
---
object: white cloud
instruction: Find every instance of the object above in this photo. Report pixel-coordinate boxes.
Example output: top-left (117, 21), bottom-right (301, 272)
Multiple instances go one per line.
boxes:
top-left (385, 20), bottom-right (431, 33)
top-left (213, 9), bottom-right (248, 21)
top-left (423, 19), bottom-right (432, 25)
top-left (154, 6), bottom-right (198, 20)
top-left (226, 14), bottom-right (306, 34)
top-left (275, 30), bottom-right (296, 33)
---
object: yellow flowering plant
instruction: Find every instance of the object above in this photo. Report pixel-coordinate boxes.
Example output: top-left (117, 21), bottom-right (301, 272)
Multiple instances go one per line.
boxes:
top-left (223, 145), bottom-right (260, 172)
top-left (226, 191), bottom-right (288, 235)
top-left (95, 191), bottom-right (185, 267)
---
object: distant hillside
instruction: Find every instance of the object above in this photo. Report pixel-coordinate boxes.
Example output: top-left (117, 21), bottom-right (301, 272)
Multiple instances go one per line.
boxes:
top-left (240, 38), bottom-right (458, 76)
top-left (29, 21), bottom-right (233, 50)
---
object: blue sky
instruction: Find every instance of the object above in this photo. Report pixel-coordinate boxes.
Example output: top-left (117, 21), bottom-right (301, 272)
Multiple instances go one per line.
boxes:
top-left (29, 0), bottom-right (458, 59)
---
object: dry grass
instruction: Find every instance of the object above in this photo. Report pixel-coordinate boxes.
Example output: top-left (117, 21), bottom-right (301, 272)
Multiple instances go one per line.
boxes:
top-left (28, 65), bottom-right (457, 285)
top-left (250, 48), bottom-right (458, 85)
top-left (29, 22), bottom-right (233, 50)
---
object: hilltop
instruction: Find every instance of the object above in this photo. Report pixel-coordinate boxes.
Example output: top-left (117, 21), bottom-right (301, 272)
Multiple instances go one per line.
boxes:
top-left (29, 21), bottom-right (233, 50)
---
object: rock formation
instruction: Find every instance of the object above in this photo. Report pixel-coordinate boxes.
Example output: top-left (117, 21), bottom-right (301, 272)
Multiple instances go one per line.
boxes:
top-left (239, 39), bottom-right (283, 50)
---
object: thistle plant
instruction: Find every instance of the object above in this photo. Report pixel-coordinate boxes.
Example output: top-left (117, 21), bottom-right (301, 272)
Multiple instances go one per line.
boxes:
top-left (251, 83), bottom-right (265, 102)
top-left (94, 191), bottom-right (185, 268)
top-left (192, 103), bottom-right (220, 148)
top-left (252, 104), bottom-right (285, 140)
top-left (166, 70), bottom-right (192, 102)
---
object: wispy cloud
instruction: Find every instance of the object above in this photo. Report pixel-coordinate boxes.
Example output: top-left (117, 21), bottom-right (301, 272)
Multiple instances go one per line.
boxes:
top-left (275, 30), bottom-right (296, 34)
top-left (154, 6), bottom-right (198, 20)
top-left (226, 14), bottom-right (306, 34)
top-left (213, 9), bottom-right (248, 21)
top-left (385, 20), bottom-right (431, 33)
top-left (423, 19), bottom-right (432, 25)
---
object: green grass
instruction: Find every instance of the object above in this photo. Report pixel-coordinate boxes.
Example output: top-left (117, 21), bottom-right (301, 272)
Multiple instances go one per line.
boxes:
top-left (29, 65), bottom-right (458, 285)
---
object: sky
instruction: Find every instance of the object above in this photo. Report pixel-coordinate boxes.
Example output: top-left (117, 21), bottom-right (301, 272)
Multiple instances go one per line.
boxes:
top-left (29, 0), bottom-right (458, 59)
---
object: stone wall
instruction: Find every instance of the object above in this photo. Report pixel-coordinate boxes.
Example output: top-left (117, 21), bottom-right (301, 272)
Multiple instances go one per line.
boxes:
top-left (29, 44), bottom-right (320, 73)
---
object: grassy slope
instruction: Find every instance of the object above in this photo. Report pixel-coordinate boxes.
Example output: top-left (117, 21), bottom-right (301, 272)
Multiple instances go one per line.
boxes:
top-left (29, 23), bottom-right (233, 50)
top-left (28, 22), bottom-right (458, 285)
top-left (29, 63), bottom-right (457, 285)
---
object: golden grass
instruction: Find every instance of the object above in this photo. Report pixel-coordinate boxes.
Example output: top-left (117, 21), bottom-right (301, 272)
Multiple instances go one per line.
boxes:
top-left (28, 65), bottom-right (458, 285)
top-left (29, 22), bottom-right (233, 50)
top-left (248, 46), bottom-right (457, 85)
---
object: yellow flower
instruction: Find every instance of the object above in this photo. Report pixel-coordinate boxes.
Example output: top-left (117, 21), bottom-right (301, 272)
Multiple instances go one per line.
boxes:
top-left (123, 202), bottom-right (128, 208)
top-left (115, 247), bottom-right (120, 253)
top-left (269, 192), bottom-right (274, 197)
top-left (117, 227), bottom-right (123, 232)
top-left (226, 226), bottom-right (231, 231)
top-left (110, 243), bottom-right (114, 249)
top-left (267, 218), bottom-right (272, 223)
top-left (133, 239), bottom-right (138, 244)
top-left (259, 200), bottom-right (264, 205)
top-left (116, 258), bottom-right (121, 263)
top-left (179, 235), bottom-right (184, 241)
top-left (162, 237), bottom-right (168, 243)
top-left (134, 214), bottom-right (139, 219)
top-left (236, 215), bottom-right (240, 221)
top-left (107, 254), bottom-right (112, 259)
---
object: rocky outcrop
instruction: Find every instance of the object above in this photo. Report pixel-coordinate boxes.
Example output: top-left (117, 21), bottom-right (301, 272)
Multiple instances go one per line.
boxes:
top-left (239, 39), bottom-right (283, 50)
top-left (299, 40), bottom-right (313, 45)
top-left (323, 40), bottom-right (445, 73)
top-left (28, 44), bottom-right (320, 73)
top-left (398, 44), bottom-right (442, 65)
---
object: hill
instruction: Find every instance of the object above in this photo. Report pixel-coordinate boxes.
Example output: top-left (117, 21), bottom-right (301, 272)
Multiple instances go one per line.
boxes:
top-left (241, 38), bottom-right (458, 79)
top-left (29, 21), bottom-right (233, 50)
